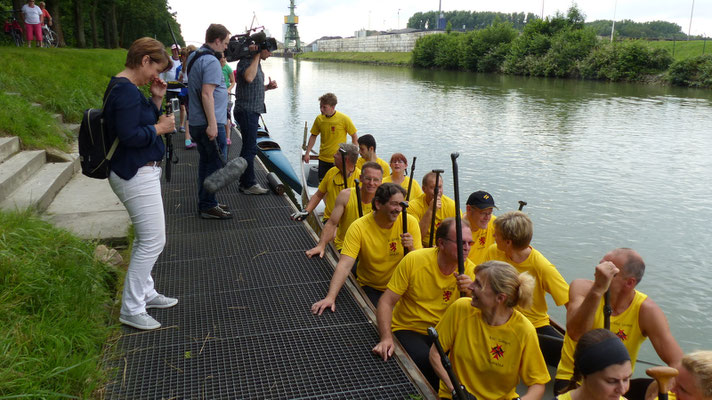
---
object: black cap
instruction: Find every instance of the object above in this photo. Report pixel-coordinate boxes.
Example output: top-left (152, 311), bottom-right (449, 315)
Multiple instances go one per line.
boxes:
top-left (467, 191), bottom-right (497, 209)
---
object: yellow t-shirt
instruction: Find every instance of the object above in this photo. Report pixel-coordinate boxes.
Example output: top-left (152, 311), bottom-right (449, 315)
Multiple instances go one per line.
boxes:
top-left (388, 247), bottom-right (476, 335)
top-left (407, 192), bottom-right (458, 247)
top-left (556, 392), bottom-right (626, 400)
top-left (484, 245), bottom-right (569, 328)
top-left (382, 175), bottom-right (424, 200)
top-left (356, 156), bottom-right (391, 176)
top-left (436, 297), bottom-right (550, 400)
top-left (341, 212), bottom-right (422, 291)
top-left (310, 110), bottom-right (357, 163)
top-left (466, 214), bottom-right (497, 266)
top-left (556, 290), bottom-right (648, 381)
top-left (317, 166), bottom-right (360, 220)
top-left (334, 188), bottom-right (373, 250)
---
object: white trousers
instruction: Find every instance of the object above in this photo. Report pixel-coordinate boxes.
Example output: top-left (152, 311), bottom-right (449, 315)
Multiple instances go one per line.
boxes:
top-left (109, 166), bottom-right (166, 316)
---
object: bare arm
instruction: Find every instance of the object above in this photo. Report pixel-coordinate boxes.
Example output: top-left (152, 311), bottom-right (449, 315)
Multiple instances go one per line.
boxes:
top-left (520, 383), bottom-right (546, 400)
top-left (567, 261), bottom-right (617, 341)
top-left (372, 289), bottom-right (401, 360)
top-left (306, 189), bottom-right (349, 258)
top-left (303, 134), bottom-right (317, 163)
top-left (242, 53), bottom-right (261, 83)
top-left (429, 345), bottom-right (454, 392)
top-left (201, 83), bottom-right (218, 139)
top-left (304, 189), bottom-right (326, 214)
top-left (350, 132), bottom-right (358, 145)
top-left (310, 254), bottom-right (356, 315)
top-left (418, 196), bottom-right (441, 244)
top-left (639, 298), bottom-right (683, 368)
top-left (227, 71), bottom-right (236, 93)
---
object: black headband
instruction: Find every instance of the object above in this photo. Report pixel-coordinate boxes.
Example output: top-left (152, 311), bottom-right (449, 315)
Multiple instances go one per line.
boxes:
top-left (577, 336), bottom-right (631, 376)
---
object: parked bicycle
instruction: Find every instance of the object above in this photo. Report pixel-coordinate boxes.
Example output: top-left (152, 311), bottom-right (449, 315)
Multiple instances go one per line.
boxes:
top-left (42, 23), bottom-right (57, 47)
top-left (2, 10), bottom-right (24, 47)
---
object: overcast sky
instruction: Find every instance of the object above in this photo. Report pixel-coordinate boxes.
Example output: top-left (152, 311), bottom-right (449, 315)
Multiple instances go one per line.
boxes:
top-left (168, 0), bottom-right (709, 45)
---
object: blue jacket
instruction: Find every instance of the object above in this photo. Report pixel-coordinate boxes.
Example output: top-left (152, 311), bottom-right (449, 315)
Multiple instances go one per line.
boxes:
top-left (104, 77), bottom-right (165, 180)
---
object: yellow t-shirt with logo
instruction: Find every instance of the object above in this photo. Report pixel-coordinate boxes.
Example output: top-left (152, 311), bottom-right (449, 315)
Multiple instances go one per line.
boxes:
top-left (317, 166), bottom-right (360, 220)
top-left (382, 175), bottom-right (424, 200)
top-left (484, 245), bottom-right (569, 328)
top-left (334, 188), bottom-right (373, 250)
top-left (436, 297), bottom-right (550, 400)
top-left (310, 110), bottom-right (357, 163)
top-left (356, 156), bottom-right (391, 176)
top-left (556, 290), bottom-right (648, 381)
top-left (388, 247), bottom-right (476, 335)
top-left (466, 214), bottom-right (497, 266)
top-left (407, 192), bottom-right (458, 247)
top-left (341, 212), bottom-right (422, 291)
top-left (556, 392), bottom-right (626, 400)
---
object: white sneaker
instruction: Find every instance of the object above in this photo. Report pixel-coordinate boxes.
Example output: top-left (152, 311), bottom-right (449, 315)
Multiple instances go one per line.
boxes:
top-left (146, 294), bottom-right (178, 309)
top-left (119, 312), bottom-right (161, 330)
top-left (239, 183), bottom-right (269, 195)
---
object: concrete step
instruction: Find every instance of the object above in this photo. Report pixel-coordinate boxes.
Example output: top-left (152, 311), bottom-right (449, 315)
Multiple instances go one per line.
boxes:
top-left (0, 150), bottom-right (46, 200)
top-left (0, 161), bottom-right (75, 212)
top-left (0, 136), bottom-right (20, 163)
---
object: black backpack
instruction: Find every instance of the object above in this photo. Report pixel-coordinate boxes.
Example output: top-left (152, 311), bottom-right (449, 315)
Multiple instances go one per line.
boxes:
top-left (78, 81), bottom-right (119, 179)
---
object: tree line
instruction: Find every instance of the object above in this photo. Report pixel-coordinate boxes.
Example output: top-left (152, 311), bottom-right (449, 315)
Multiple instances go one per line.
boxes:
top-left (4, 0), bottom-right (184, 48)
top-left (408, 9), bottom-right (693, 40)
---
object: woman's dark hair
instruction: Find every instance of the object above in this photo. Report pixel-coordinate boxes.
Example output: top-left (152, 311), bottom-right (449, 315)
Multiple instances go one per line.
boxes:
top-left (125, 37), bottom-right (171, 72)
top-left (566, 329), bottom-right (630, 393)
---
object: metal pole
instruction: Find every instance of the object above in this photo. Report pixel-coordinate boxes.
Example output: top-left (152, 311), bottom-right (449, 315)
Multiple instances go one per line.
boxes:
top-left (541, 0), bottom-right (545, 19)
top-left (688, 0), bottom-right (695, 40)
top-left (610, 0), bottom-right (618, 43)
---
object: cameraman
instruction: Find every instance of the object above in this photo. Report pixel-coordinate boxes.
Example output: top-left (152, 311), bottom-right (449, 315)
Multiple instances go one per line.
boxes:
top-left (233, 32), bottom-right (278, 195)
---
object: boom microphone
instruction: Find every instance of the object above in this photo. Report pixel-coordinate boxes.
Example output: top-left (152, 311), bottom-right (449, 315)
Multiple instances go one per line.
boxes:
top-left (204, 140), bottom-right (247, 193)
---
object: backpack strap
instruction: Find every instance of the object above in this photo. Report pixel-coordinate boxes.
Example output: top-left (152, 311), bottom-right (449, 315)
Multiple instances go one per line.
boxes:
top-left (102, 80), bottom-right (120, 160)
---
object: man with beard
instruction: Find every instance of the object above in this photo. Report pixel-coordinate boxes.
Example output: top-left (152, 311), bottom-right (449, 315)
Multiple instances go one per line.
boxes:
top-left (310, 183), bottom-right (421, 311)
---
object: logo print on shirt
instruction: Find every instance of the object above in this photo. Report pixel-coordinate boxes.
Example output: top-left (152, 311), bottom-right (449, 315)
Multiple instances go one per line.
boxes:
top-left (479, 236), bottom-right (486, 246)
top-left (331, 126), bottom-right (335, 132)
top-left (616, 329), bottom-right (628, 341)
top-left (389, 241), bottom-right (397, 253)
top-left (490, 344), bottom-right (504, 360)
top-left (443, 290), bottom-right (452, 302)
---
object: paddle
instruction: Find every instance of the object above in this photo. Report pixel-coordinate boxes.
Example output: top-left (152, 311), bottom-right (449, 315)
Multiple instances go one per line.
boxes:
top-left (339, 148), bottom-right (348, 190)
top-left (451, 153), bottom-right (465, 296)
top-left (428, 327), bottom-right (475, 400)
top-left (428, 169), bottom-right (444, 248)
top-left (354, 179), bottom-right (363, 218)
top-left (646, 366), bottom-right (678, 400)
top-left (604, 290), bottom-right (612, 330)
top-left (301, 121), bottom-right (308, 151)
top-left (518, 200), bottom-right (527, 211)
top-left (400, 201), bottom-right (409, 256)
top-left (406, 156), bottom-right (417, 201)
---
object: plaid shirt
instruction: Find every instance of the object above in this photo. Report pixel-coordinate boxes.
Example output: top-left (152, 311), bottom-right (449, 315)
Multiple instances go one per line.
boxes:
top-left (235, 57), bottom-right (266, 114)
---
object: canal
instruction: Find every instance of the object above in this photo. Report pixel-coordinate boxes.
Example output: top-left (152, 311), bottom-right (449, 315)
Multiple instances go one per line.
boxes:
top-left (238, 57), bottom-right (712, 373)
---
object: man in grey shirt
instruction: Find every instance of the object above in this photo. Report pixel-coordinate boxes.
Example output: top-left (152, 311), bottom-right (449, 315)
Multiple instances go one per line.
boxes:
top-left (234, 32), bottom-right (278, 194)
top-left (187, 24), bottom-right (232, 219)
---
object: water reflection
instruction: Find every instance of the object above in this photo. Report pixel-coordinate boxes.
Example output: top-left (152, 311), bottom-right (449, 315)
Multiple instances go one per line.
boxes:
top-left (258, 58), bottom-right (712, 370)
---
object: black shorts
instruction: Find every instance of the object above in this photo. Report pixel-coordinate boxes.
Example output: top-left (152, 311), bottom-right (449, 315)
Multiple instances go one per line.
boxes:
top-left (178, 94), bottom-right (187, 107)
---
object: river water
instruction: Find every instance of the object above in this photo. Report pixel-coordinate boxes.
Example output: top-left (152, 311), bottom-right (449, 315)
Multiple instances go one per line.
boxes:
top-left (238, 58), bottom-right (712, 371)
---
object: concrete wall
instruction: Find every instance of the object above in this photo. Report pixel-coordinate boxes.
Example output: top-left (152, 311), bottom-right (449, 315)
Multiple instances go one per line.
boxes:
top-left (314, 31), bottom-right (440, 53)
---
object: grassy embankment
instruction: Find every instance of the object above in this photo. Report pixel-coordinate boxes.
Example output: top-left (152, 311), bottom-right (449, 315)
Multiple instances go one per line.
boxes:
top-left (296, 51), bottom-right (412, 66)
top-left (0, 47), bottom-right (126, 151)
top-left (0, 46), bottom-right (128, 397)
top-left (646, 39), bottom-right (710, 61)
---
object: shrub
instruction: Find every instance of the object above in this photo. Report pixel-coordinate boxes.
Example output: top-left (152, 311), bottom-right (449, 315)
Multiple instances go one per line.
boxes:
top-left (668, 54), bottom-right (712, 87)
top-left (581, 40), bottom-right (674, 81)
top-left (460, 22), bottom-right (518, 72)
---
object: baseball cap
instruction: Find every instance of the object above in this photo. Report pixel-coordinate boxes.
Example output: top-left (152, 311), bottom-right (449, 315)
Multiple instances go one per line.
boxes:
top-left (467, 191), bottom-right (497, 209)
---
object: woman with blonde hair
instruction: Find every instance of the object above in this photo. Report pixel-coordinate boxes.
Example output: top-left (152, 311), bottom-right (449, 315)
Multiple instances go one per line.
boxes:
top-left (429, 260), bottom-right (549, 400)
top-left (104, 37), bottom-right (177, 330)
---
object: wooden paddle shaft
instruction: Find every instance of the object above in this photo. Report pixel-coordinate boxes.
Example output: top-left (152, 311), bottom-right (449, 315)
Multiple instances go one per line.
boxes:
top-left (429, 169), bottom-right (444, 248)
top-left (646, 366), bottom-right (678, 400)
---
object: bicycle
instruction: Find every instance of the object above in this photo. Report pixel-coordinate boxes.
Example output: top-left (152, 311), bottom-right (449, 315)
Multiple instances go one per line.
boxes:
top-left (42, 23), bottom-right (57, 47)
top-left (2, 10), bottom-right (24, 47)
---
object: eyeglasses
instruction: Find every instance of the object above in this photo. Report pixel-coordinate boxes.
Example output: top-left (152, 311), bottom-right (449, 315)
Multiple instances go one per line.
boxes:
top-left (443, 238), bottom-right (474, 246)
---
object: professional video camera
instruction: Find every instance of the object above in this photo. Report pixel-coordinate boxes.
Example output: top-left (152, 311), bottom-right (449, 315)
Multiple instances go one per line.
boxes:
top-left (225, 30), bottom-right (278, 62)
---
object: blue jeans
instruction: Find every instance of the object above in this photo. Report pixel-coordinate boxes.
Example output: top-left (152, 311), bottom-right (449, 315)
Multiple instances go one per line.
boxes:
top-left (190, 124), bottom-right (226, 210)
top-left (233, 107), bottom-right (259, 188)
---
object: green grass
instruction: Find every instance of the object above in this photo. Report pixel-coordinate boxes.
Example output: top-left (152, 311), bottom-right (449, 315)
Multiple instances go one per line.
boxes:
top-left (296, 51), bottom-right (413, 66)
top-left (0, 210), bottom-right (120, 398)
top-left (644, 39), bottom-right (711, 61)
top-left (0, 46), bottom-right (126, 150)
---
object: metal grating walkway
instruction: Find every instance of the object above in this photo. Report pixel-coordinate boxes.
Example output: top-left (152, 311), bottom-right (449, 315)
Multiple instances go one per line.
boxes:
top-left (103, 140), bottom-right (431, 399)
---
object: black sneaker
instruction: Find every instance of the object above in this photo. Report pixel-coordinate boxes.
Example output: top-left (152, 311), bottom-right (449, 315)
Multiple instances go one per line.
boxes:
top-left (200, 205), bottom-right (233, 219)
